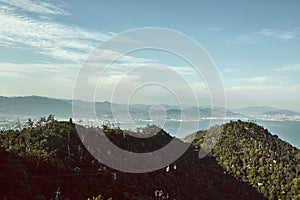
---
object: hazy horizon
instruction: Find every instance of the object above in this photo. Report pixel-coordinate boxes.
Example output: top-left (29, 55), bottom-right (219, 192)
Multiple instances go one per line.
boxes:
top-left (1, 94), bottom-right (300, 113)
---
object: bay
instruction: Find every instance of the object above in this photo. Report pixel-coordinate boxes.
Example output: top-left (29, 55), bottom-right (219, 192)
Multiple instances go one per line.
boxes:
top-left (119, 119), bottom-right (300, 149)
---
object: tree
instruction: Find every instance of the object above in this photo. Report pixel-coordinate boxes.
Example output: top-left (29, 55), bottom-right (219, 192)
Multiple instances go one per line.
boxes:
top-left (26, 118), bottom-right (34, 128)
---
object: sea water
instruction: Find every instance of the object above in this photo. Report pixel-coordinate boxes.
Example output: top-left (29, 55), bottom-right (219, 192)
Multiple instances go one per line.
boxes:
top-left (119, 120), bottom-right (300, 149)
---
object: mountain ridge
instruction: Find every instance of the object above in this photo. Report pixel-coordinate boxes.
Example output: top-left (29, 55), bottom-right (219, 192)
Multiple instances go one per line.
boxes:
top-left (191, 120), bottom-right (299, 199)
top-left (1, 95), bottom-right (299, 120)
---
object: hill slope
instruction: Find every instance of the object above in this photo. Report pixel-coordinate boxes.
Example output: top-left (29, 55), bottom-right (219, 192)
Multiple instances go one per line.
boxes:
top-left (0, 119), bottom-right (299, 199)
top-left (192, 120), bottom-right (300, 199)
top-left (0, 119), bottom-right (270, 200)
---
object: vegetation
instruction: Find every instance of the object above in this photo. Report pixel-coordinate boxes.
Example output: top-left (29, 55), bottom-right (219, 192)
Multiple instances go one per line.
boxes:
top-left (193, 120), bottom-right (300, 199)
top-left (0, 116), bottom-right (298, 199)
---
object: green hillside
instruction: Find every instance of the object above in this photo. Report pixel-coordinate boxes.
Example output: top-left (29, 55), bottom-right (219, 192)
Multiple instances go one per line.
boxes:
top-left (0, 118), bottom-right (298, 199)
top-left (193, 120), bottom-right (300, 199)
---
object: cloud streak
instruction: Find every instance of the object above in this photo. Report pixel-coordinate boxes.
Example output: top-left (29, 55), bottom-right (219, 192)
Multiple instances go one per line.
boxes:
top-left (242, 76), bottom-right (268, 84)
top-left (260, 28), bottom-right (298, 40)
top-left (275, 64), bottom-right (300, 72)
top-left (0, 0), bottom-right (69, 16)
top-left (0, 62), bottom-right (77, 80)
top-left (0, 0), bottom-right (112, 62)
top-left (227, 28), bottom-right (299, 45)
top-left (226, 84), bottom-right (300, 110)
top-left (225, 76), bottom-right (270, 85)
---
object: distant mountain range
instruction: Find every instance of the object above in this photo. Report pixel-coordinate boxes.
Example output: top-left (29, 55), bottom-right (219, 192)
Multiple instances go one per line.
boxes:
top-left (232, 106), bottom-right (278, 116)
top-left (233, 106), bottom-right (300, 117)
top-left (0, 96), bottom-right (299, 121)
top-left (0, 96), bottom-right (72, 117)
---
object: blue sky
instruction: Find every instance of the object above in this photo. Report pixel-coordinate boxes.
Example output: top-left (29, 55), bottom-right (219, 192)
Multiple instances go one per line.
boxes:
top-left (0, 0), bottom-right (299, 111)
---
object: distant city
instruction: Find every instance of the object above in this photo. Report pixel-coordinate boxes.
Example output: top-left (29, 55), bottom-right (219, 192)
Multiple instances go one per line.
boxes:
top-left (1, 95), bottom-right (300, 131)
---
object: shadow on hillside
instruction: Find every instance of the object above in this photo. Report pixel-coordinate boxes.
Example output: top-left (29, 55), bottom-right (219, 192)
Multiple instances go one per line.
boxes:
top-left (80, 126), bottom-right (267, 199)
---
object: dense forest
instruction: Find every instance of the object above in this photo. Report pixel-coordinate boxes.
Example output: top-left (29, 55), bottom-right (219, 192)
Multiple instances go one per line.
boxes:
top-left (193, 120), bottom-right (300, 199)
top-left (0, 117), bottom-right (298, 199)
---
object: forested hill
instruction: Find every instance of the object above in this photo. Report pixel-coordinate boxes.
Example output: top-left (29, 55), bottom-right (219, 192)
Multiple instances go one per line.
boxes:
top-left (0, 118), bottom-right (298, 199)
top-left (192, 120), bottom-right (300, 199)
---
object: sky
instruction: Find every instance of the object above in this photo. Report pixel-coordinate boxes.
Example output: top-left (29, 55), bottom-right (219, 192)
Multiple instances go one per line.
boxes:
top-left (0, 0), bottom-right (300, 111)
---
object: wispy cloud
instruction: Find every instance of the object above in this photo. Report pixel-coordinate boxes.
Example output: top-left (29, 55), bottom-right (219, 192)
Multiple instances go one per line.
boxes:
top-left (225, 76), bottom-right (270, 86)
top-left (259, 28), bottom-right (298, 40)
top-left (0, 62), bottom-right (79, 98)
top-left (226, 84), bottom-right (300, 110)
top-left (0, 62), bottom-right (77, 79)
top-left (0, 0), bottom-right (69, 16)
top-left (84, 60), bottom-right (199, 90)
top-left (0, 0), bottom-right (111, 62)
top-left (242, 76), bottom-right (268, 84)
top-left (227, 28), bottom-right (299, 45)
top-left (275, 64), bottom-right (300, 71)
top-left (224, 68), bottom-right (239, 73)
top-left (93, 64), bottom-right (208, 105)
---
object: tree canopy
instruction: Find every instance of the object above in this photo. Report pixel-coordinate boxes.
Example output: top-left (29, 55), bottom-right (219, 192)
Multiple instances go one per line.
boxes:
top-left (0, 117), bottom-right (298, 199)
